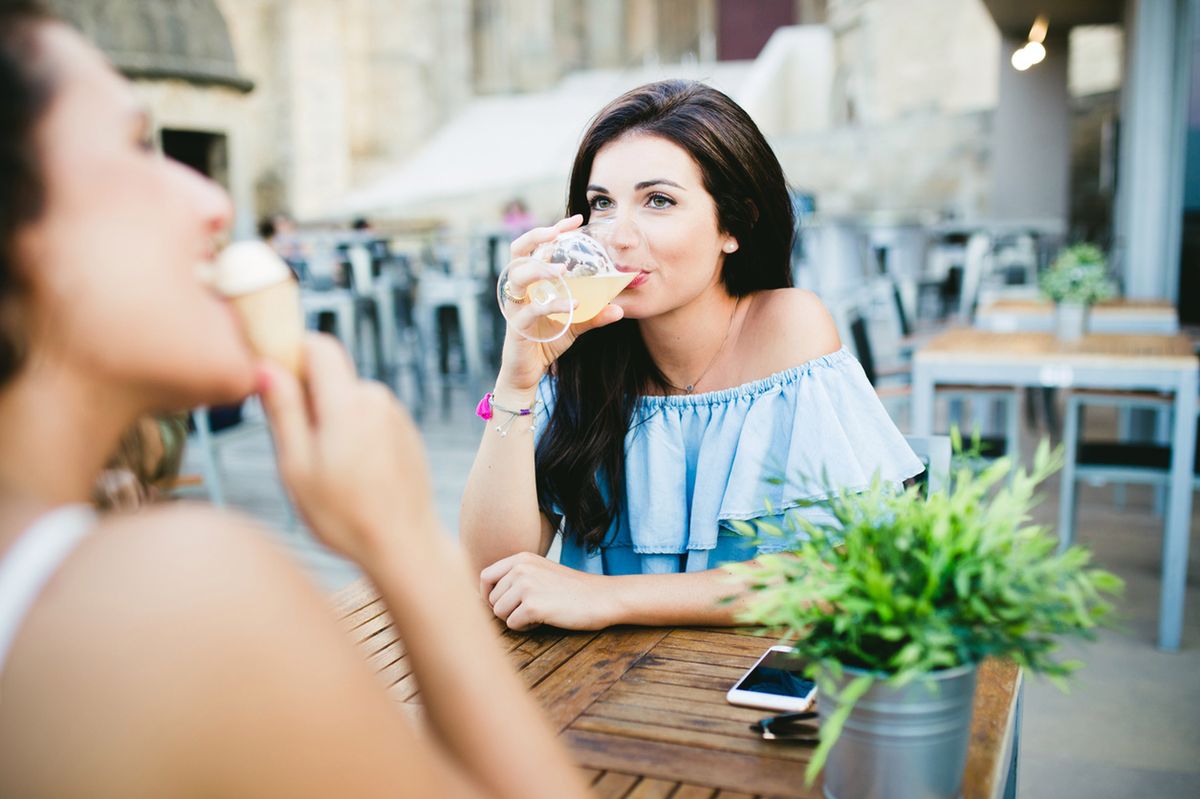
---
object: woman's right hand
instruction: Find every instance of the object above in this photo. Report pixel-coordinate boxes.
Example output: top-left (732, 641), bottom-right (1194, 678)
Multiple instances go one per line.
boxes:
top-left (259, 334), bottom-right (439, 566)
top-left (497, 215), bottom-right (625, 395)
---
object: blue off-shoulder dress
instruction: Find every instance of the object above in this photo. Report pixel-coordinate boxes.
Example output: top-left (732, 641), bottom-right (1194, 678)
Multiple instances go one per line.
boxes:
top-left (534, 347), bottom-right (924, 576)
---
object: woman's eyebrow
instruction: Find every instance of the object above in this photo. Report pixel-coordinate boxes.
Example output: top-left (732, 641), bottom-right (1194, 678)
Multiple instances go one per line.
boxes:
top-left (634, 179), bottom-right (685, 191)
top-left (587, 180), bottom-right (686, 193)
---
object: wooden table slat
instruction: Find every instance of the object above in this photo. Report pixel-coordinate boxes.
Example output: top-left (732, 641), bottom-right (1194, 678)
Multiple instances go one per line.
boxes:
top-left (962, 659), bottom-right (1022, 799)
top-left (600, 685), bottom-right (764, 723)
top-left (665, 629), bottom-right (782, 655)
top-left (373, 652), bottom-right (412, 688)
top-left (650, 643), bottom-right (759, 669)
top-left (516, 631), bottom-right (598, 689)
top-left (573, 712), bottom-right (811, 763)
top-left (579, 767), bottom-right (603, 784)
top-left (622, 664), bottom-right (732, 692)
top-left (388, 676), bottom-right (422, 700)
top-left (624, 777), bottom-right (678, 798)
top-left (918, 329), bottom-right (1196, 365)
top-left (345, 606), bottom-right (391, 642)
top-left (564, 729), bottom-right (820, 799)
top-left (583, 695), bottom-right (806, 748)
top-left (672, 786), bottom-right (718, 799)
top-left (591, 771), bottom-right (640, 798)
top-left (359, 622), bottom-right (403, 658)
top-left (511, 629), bottom-right (569, 661)
top-left (333, 581), bottom-right (385, 625)
top-left (533, 628), bottom-right (670, 732)
top-left (636, 655), bottom-right (748, 681)
top-left (603, 679), bottom-right (751, 710)
top-left (334, 580), bottom-right (1018, 799)
top-left (363, 639), bottom-right (405, 675)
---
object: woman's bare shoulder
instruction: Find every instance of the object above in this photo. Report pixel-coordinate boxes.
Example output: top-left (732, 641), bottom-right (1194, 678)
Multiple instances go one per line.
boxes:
top-left (742, 288), bottom-right (842, 372)
top-left (1, 504), bottom-right (423, 796)
top-left (56, 503), bottom-right (308, 609)
top-left (10, 503), bottom-right (328, 688)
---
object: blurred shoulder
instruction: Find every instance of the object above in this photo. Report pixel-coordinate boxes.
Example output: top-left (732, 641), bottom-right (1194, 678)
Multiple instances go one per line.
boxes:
top-left (17, 502), bottom-right (327, 674)
top-left (1, 504), bottom-right (373, 795)
top-left (741, 288), bottom-right (842, 374)
top-left (76, 502), bottom-right (299, 593)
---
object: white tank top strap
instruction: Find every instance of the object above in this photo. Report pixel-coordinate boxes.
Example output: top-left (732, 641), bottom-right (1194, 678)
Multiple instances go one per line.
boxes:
top-left (0, 504), bottom-right (97, 672)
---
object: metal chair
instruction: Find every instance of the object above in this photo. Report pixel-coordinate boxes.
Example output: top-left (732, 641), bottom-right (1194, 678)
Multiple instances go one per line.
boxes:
top-left (189, 401), bottom-right (296, 529)
top-left (414, 269), bottom-right (487, 412)
top-left (1057, 389), bottom-right (1199, 552)
top-left (904, 434), bottom-right (952, 495)
top-left (840, 302), bottom-right (1020, 463)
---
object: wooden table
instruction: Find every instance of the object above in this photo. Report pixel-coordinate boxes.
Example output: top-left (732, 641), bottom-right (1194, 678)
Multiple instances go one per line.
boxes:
top-left (334, 580), bottom-right (1022, 799)
top-left (975, 298), bottom-right (1179, 334)
top-left (912, 330), bottom-right (1199, 650)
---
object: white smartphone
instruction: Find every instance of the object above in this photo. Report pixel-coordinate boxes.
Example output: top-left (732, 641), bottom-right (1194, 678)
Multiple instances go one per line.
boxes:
top-left (726, 645), bottom-right (818, 712)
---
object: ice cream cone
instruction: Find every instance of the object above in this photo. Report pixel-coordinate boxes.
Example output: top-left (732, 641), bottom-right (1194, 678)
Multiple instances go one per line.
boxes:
top-left (230, 280), bottom-right (304, 377)
top-left (213, 241), bottom-right (305, 377)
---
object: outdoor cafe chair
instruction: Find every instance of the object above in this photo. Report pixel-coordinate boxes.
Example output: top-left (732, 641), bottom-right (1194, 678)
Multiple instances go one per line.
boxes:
top-left (904, 434), bottom-right (952, 495)
top-left (187, 401), bottom-right (296, 529)
top-left (413, 266), bottom-right (487, 413)
top-left (1057, 387), bottom-right (1199, 552)
top-left (839, 299), bottom-right (1021, 463)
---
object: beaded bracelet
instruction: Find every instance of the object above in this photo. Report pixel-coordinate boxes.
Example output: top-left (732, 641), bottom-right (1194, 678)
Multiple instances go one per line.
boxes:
top-left (474, 392), bottom-right (541, 437)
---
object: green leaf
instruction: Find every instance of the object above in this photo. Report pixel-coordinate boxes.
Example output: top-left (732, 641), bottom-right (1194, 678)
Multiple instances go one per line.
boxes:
top-left (731, 438), bottom-right (1120, 691)
top-left (806, 673), bottom-right (875, 784)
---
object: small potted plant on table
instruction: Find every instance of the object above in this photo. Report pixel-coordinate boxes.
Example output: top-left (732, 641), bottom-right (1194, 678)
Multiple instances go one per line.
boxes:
top-left (729, 439), bottom-right (1121, 799)
top-left (1039, 243), bottom-right (1117, 342)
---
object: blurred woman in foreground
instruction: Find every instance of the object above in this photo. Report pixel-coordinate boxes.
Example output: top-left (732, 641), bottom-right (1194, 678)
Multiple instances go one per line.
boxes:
top-left (0, 4), bottom-right (587, 797)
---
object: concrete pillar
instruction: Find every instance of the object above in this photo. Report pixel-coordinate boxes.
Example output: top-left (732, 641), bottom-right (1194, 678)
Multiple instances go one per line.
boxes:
top-left (1114, 0), bottom-right (1193, 300)
top-left (509, 0), bottom-right (557, 91)
top-left (626, 0), bottom-right (659, 66)
top-left (699, 0), bottom-right (717, 62)
top-left (584, 1), bottom-right (624, 68)
top-left (285, 0), bottom-right (351, 219)
top-left (990, 32), bottom-right (1071, 224)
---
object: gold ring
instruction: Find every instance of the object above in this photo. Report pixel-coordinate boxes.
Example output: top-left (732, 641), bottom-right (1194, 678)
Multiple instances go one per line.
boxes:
top-left (502, 282), bottom-right (530, 305)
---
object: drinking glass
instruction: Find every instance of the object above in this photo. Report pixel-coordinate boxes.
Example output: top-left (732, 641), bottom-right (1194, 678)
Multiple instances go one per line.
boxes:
top-left (496, 221), bottom-right (641, 342)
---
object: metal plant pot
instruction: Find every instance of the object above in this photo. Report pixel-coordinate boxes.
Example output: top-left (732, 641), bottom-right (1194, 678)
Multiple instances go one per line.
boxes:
top-left (819, 663), bottom-right (978, 799)
top-left (1055, 302), bottom-right (1089, 342)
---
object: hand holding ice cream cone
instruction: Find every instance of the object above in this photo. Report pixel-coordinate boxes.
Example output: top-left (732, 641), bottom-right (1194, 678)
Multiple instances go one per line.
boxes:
top-left (212, 241), bottom-right (305, 377)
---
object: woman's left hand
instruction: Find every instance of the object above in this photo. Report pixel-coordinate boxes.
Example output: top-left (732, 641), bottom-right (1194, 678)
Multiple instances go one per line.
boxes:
top-left (481, 552), bottom-right (616, 631)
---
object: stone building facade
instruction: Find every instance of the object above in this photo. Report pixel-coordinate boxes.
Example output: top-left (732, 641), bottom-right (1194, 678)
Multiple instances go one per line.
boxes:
top-left (47, 1), bottom-right (1120, 233)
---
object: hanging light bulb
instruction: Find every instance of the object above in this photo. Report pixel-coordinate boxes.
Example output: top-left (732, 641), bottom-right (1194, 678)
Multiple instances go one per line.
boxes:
top-left (1010, 15), bottom-right (1050, 71)
top-left (1011, 46), bottom-right (1033, 71)
top-left (1028, 15), bottom-right (1049, 44)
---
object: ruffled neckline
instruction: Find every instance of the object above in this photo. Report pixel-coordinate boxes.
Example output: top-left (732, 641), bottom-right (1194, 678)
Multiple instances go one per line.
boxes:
top-left (638, 347), bottom-right (854, 408)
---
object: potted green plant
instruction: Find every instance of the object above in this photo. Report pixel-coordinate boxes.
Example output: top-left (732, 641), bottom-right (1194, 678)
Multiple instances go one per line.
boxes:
top-left (727, 438), bottom-right (1122, 799)
top-left (1038, 243), bottom-right (1117, 342)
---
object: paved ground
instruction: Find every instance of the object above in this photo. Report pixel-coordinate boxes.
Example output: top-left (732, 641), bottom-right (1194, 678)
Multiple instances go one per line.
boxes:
top-left (180, 386), bottom-right (1200, 799)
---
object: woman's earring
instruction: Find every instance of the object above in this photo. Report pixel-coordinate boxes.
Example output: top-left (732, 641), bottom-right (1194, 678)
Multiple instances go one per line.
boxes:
top-left (723, 241), bottom-right (738, 254)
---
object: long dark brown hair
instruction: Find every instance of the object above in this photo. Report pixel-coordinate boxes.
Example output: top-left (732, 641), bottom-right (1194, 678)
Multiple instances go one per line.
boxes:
top-left (535, 80), bottom-right (794, 549)
top-left (0, 0), bottom-right (55, 385)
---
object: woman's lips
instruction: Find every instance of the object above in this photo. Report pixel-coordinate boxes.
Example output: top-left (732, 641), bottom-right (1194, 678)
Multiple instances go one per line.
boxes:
top-left (617, 266), bottom-right (649, 288)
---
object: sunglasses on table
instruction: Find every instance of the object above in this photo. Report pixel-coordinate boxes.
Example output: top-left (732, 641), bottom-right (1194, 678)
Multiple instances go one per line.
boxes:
top-left (750, 710), bottom-right (820, 743)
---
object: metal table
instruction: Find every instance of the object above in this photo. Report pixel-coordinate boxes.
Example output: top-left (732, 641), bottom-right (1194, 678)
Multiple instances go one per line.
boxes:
top-left (912, 330), bottom-right (1198, 650)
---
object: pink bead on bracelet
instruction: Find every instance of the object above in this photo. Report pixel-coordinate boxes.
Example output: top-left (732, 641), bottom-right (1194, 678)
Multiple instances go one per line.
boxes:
top-left (475, 392), bottom-right (541, 437)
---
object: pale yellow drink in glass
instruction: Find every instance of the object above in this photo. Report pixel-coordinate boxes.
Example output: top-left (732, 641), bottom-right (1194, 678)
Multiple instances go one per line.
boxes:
top-left (544, 272), bottom-right (637, 324)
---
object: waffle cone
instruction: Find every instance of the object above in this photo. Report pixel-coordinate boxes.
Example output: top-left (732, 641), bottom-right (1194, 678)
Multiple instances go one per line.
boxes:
top-left (229, 279), bottom-right (304, 377)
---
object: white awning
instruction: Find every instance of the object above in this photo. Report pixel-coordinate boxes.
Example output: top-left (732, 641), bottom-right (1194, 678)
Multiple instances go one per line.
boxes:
top-left (330, 62), bottom-right (753, 221)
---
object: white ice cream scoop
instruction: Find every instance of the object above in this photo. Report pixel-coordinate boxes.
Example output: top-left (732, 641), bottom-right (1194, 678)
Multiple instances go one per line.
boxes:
top-left (213, 241), bottom-right (304, 377)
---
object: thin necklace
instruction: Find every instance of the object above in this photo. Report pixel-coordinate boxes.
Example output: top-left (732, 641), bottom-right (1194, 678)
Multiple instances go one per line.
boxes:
top-left (661, 297), bottom-right (741, 394)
